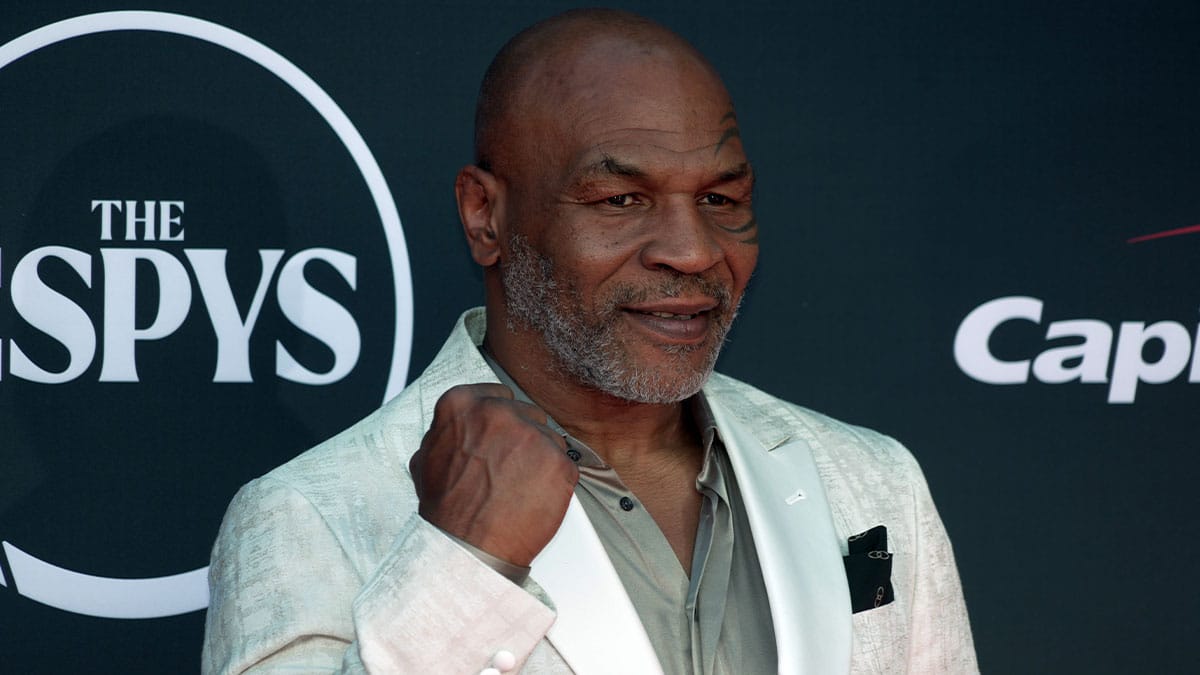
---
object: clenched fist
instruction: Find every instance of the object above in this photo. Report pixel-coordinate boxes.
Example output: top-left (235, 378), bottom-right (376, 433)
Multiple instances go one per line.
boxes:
top-left (409, 383), bottom-right (580, 567)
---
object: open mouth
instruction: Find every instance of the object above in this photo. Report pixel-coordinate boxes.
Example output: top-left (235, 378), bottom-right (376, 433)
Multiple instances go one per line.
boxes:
top-left (622, 306), bottom-right (714, 342)
top-left (637, 310), bottom-right (702, 320)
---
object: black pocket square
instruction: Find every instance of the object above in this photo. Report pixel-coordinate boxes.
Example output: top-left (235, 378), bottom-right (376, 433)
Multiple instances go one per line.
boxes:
top-left (843, 525), bottom-right (895, 613)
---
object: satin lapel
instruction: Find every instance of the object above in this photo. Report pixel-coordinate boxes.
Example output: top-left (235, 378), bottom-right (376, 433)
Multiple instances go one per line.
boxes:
top-left (708, 398), bottom-right (852, 674)
top-left (530, 495), bottom-right (663, 675)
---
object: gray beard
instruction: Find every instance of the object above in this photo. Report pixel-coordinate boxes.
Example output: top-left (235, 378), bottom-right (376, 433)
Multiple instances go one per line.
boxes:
top-left (500, 233), bottom-right (737, 404)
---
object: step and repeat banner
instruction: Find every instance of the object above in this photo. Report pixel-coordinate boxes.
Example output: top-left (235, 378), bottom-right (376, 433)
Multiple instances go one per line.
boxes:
top-left (1, 3), bottom-right (1196, 672)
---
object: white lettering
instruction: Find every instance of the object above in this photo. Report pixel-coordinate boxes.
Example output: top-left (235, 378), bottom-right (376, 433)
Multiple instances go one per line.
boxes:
top-left (98, 249), bottom-right (193, 381)
top-left (0, 245), bottom-right (366, 385)
top-left (92, 200), bottom-right (123, 241)
top-left (94, 200), bottom-right (184, 241)
top-left (953, 296), bottom-right (1042, 384)
top-left (1108, 321), bottom-right (1191, 404)
top-left (275, 248), bottom-right (360, 385)
top-left (8, 246), bottom-right (95, 383)
top-left (956, 297), bottom-right (1199, 403)
top-left (158, 201), bottom-right (185, 241)
top-left (186, 248), bottom-right (283, 382)
top-left (1193, 323), bottom-right (1200, 383)
top-left (123, 200), bottom-right (157, 242)
top-left (1031, 320), bottom-right (1112, 384)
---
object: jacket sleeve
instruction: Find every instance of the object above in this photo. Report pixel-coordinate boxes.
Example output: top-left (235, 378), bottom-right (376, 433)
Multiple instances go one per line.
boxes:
top-left (902, 456), bottom-right (978, 674)
top-left (201, 475), bottom-right (556, 674)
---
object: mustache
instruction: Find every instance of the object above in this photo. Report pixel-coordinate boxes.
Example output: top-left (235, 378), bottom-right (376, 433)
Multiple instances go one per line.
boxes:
top-left (603, 273), bottom-right (733, 312)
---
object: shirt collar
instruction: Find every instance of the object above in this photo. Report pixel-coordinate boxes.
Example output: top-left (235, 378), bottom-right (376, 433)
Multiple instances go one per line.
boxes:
top-left (478, 344), bottom-right (727, 490)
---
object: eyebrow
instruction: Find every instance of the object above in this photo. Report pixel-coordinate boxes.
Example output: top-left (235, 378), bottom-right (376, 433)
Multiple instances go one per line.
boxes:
top-left (569, 155), bottom-right (754, 192)
top-left (589, 155), bottom-right (646, 178)
top-left (718, 163), bottom-right (752, 183)
top-left (564, 155), bottom-right (647, 192)
top-left (713, 163), bottom-right (756, 196)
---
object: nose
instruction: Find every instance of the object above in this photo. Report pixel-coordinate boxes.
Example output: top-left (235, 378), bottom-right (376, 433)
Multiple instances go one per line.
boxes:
top-left (639, 197), bottom-right (725, 275)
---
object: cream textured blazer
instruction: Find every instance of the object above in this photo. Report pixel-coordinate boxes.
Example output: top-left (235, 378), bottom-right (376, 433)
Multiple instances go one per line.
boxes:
top-left (203, 308), bottom-right (977, 674)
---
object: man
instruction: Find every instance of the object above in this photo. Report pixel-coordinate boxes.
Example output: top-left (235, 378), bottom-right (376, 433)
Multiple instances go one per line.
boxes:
top-left (203, 9), bottom-right (976, 674)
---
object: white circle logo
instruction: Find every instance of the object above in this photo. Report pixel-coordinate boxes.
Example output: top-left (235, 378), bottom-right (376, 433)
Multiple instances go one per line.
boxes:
top-left (0, 11), bottom-right (412, 619)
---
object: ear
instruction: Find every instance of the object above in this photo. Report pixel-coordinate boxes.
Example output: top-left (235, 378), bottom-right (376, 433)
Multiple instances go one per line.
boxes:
top-left (455, 164), bottom-right (504, 267)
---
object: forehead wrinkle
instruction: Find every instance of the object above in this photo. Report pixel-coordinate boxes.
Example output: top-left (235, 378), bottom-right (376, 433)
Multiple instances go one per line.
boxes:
top-left (581, 135), bottom-right (744, 160)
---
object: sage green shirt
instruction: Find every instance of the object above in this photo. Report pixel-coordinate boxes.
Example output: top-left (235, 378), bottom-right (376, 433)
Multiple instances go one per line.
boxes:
top-left (480, 351), bottom-right (777, 675)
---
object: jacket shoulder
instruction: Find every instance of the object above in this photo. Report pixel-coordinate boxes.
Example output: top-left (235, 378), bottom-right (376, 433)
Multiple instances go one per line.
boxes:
top-left (269, 383), bottom-right (426, 491)
top-left (705, 371), bottom-right (919, 475)
top-left (220, 379), bottom-right (431, 567)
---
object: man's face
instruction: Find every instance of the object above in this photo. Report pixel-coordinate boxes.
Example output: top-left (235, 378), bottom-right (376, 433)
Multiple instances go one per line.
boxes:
top-left (497, 41), bottom-right (759, 403)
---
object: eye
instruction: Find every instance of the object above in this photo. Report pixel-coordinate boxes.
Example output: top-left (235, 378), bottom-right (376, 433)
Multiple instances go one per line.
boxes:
top-left (605, 194), bottom-right (637, 207)
top-left (701, 193), bottom-right (733, 206)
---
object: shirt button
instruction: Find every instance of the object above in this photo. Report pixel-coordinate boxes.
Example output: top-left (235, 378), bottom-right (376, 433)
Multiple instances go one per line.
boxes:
top-left (619, 496), bottom-right (635, 511)
top-left (492, 649), bottom-right (516, 671)
top-left (566, 448), bottom-right (581, 462)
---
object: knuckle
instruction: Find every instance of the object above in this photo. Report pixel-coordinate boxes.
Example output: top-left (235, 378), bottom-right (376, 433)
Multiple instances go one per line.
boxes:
top-left (477, 398), bottom-right (519, 427)
top-left (408, 451), bottom-right (421, 472)
top-left (477, 395), bottom-right (510, 413)
top-left (434, 386), bottom-right (472, 414)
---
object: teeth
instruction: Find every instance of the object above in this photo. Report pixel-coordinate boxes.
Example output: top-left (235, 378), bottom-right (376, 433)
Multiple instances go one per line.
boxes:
top-left (646, 311), bottom-right (695, 319)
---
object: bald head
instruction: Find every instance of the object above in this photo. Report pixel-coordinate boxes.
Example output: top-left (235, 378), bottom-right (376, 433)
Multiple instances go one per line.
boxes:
top-left (454, 9), bottom-right (757, 403)
top-left (473, 9), bottom-right (727, 172)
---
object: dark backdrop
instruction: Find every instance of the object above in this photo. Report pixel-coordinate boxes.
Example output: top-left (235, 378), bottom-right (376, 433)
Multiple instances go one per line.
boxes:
top-left (1, 2), bottom-right (1197, 672)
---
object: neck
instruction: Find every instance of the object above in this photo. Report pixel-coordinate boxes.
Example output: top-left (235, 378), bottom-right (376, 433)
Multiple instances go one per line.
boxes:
top-left (546, 381), bottom-right (696, 466)
top-left (484, 308), bottom-right (700, 465)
